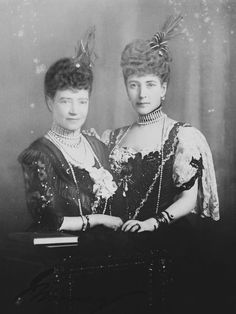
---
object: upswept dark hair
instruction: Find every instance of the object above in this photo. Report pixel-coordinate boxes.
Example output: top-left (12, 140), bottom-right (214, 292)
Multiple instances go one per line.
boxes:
top-left (121, 39), bottom-right (171, 84)
top-left (44, 57), bottom-right (93, 99)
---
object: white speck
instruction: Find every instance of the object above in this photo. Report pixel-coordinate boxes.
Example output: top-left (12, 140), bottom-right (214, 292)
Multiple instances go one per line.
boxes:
top-left (198, 25), bottom-right (202, 29)
top-left (194, 13), bottom-right (199, 19)
top-left (230, 30), bottom-right (234, 35)
top-left (30, 103), bottom-right (35, 109)
top-left (35, 64), bottom-right (46, 74)
top-left (17, 30), bottom-right (24, 37)
top-left (202, 39), bottom-right (207, 44)
top-left (189, 38), bottom-right (194, 42)
top-left (33, 58), bottom-right (39, 64)
top-left (216, 7), bottom-right (219, 13)
top-left (30, 130), bottom-right (35, 134)
top-left (204, 17), bottom-right (210, 23)
top-left (208, 108), bottom-right (215, 113)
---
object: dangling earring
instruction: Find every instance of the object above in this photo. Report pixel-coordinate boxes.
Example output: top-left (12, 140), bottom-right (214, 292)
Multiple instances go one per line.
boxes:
top-left (160, 95), bottom-right (165, 106)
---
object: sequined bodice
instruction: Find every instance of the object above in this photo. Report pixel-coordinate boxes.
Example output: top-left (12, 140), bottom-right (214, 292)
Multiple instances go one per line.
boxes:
top-left (109, 122), bottom-right (185, 221)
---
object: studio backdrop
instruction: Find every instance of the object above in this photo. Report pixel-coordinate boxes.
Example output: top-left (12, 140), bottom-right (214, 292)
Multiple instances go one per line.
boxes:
top-left (0, 0), bottom-right (235, 235)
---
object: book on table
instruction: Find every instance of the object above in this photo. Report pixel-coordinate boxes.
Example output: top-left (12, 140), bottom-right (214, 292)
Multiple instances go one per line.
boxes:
top-left (33, 232), bottom-right (79, 246)
top-left (8, 232), bottom-right (79, 246)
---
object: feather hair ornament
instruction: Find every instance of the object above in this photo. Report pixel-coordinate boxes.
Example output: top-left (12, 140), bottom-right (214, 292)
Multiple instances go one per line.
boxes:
top-left (73, 25), bottom-right (97, 68)
top-left (149, 14), bottom-right (183, 56)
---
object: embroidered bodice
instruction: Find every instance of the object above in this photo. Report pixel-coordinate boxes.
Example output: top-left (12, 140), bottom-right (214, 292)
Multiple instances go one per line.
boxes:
top-left (18, 134), bottom-right (115, 231)
top-left (102, 116), bottom-right (219, 222)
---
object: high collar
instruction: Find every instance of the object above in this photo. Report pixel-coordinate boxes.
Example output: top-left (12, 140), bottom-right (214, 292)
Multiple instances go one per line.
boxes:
top-left (50, 122), bottom-right (81, 139)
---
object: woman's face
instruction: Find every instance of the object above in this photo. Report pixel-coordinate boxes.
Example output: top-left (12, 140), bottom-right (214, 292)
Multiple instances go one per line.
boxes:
top-left (126, 74), bottom-right (167, 115)
top-left (48, 88), bottom-right (89, 131)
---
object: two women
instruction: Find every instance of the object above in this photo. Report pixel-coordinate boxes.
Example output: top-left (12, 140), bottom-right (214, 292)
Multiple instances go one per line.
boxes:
top-left (19, 16), bottom-right (219, 235)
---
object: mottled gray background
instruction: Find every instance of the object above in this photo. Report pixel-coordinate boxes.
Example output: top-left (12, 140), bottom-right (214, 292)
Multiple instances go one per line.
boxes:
top-left (0, 0), bottom-right (235, 233)
top-left (0, 0), bottom-right (235, 312)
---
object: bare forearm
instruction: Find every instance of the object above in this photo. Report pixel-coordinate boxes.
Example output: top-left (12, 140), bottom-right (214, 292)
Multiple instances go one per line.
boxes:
top-left (59, 214), bottom-right (123, 231)
top-left (59, 216), bottom-right (83, 231)
top-left (59, 215), bottom-right (100, 231)
top-left (164, 180), bottom-right (198, 221)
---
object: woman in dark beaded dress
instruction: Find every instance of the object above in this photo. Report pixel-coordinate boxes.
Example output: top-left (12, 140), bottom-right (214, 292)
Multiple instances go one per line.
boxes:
top-left (102, 20), bottom-right (220, 311)
top-left (102, 15), bottom-right (219, 235)
top-left (18, 29), bottom-right (122, 233)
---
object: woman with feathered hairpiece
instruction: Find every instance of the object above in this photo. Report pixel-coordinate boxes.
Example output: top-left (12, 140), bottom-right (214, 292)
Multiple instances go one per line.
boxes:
top-left (102, 15), bottom-right (219, 234)
top-left (18, 28), bottom-right (123, 232)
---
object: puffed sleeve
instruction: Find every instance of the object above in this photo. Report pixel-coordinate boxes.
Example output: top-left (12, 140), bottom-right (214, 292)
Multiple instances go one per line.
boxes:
top-left (18, 148), bottom-right (63, 231)
top-left (173, 126), bottom-right (219, 221)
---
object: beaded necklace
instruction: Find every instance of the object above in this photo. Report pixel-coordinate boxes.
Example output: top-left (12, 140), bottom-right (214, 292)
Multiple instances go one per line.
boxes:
top-left (137, 107), bottom-right (163, 125)
top-left (133, 115), bottom-right (166, 218)
top-left (46, 126), bottom-right (105, 215)
top-left (111, 114), bottom-right (166, 219)
top-left (49, 123), bottom-right (82, 147)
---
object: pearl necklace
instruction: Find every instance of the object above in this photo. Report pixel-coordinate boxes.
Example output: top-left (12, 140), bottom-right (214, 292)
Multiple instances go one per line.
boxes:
top-left (46, 125), bottom-right (102, 168)
top-left (48, 123), bottom-right (82, 148)
top-left (111, 115), bottom-right (166, 219)
top-left (46, 132), bottom-right (87, 167)
top-left (137, 107), bottom-right (164, 125)
top-left (132, 115), bottom-right (166, 218)
top-left (45, 126), bottom-right (106, 216)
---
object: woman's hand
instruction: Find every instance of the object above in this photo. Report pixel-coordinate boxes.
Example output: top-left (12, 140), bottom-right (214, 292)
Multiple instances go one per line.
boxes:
top-left (90, 214), bottom-right (123, 231)
top-left (121, 218), bottom-right (157, 233)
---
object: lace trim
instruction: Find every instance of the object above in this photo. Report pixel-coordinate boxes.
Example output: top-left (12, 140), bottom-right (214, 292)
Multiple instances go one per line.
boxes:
top-left (110, 122), bottom-right (187, 218)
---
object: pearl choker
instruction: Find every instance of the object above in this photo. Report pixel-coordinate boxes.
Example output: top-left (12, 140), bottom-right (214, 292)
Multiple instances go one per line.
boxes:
top-left (47, 123), bottom-right (82, 148)
top-left (137, 107), bottom-right (164, 125)
top-left (50, 123), bottom-right (82, 139)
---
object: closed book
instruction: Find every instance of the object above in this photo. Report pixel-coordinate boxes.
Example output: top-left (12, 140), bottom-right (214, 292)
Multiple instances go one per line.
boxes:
top-left (33, 232), bottom-right (79, 245)
top-left (8, 232), bottom-right (79, 246)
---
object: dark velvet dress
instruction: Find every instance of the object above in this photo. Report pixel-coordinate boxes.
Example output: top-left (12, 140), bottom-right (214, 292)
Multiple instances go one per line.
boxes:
top-left (18, 135), bottom-right (111, 231)
top-left (103, 117), bottom-right (219, 224)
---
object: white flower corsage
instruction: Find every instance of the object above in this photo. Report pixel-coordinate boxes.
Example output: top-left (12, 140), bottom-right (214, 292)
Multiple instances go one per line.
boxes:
top-left (86, 166), bottom-right (117, 213)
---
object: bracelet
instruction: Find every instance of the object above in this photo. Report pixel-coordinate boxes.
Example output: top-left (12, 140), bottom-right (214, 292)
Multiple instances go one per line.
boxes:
top-left (85, 215), bottom-right (90, 230)
top-left (81, 215), bottom-right (87, 232)
top-left (163, 210), bottom-right (174, 222)
top-left (154, 212), bottom-right (169, 230)
top-left (161, 211), bottom-right (171, 224)
top-left (57, 216), bottom-right (64, 231)
top-left (153, 219), bottom-right (159, 231)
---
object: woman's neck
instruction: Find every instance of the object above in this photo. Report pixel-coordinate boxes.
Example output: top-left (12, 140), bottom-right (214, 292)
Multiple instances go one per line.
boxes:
top-left (50, 122), bottom-right (81, 139)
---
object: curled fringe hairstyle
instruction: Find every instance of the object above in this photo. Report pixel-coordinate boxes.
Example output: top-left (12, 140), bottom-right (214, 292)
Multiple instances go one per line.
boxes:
top-left (121, 14), bottom-right (183, 85)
